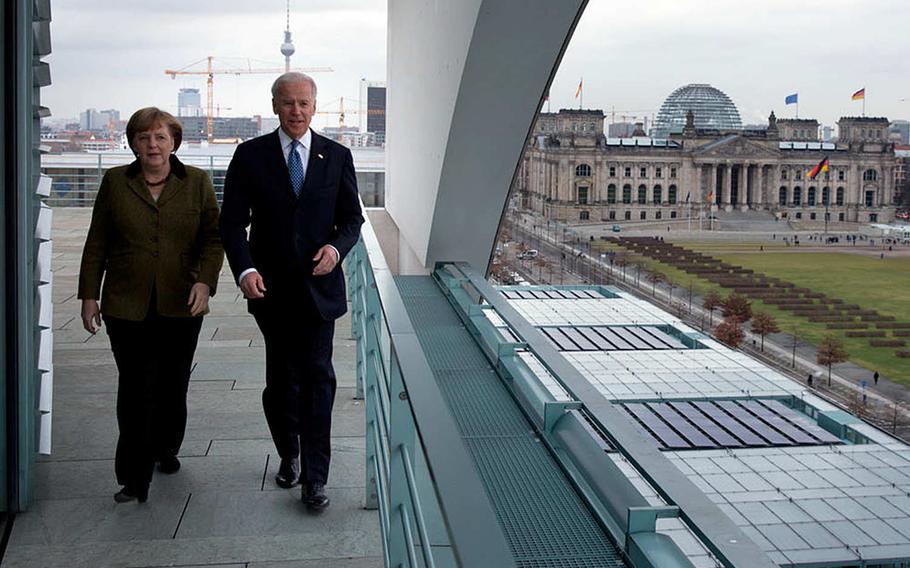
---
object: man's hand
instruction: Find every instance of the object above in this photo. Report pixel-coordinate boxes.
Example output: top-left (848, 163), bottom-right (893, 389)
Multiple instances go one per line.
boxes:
top-left (240, 271), bottom-right (267, 299)
top-left (187, 282), bottom-right (212, 316)
top-left (81, 299), bottom-right (102, 334)
top-left (312, 245), bottom-right (339, 276)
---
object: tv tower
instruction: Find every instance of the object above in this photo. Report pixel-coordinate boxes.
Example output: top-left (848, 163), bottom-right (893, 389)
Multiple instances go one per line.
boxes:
top-left (280, 0), bottom-right (295, 72)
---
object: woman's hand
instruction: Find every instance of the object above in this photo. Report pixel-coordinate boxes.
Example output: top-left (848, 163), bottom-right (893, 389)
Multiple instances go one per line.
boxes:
top-left (188, 282), bottom-right (211, 316)
top-left (81, 299), bottom-right (102, 334)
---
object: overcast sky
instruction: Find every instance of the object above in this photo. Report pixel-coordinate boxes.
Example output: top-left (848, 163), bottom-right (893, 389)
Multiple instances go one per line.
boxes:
top-left (46, 0), bottom-right (909, 129)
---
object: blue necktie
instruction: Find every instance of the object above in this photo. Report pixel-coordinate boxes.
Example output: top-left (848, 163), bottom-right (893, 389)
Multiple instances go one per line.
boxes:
top-left (288, 139), bottom-right (304, 197)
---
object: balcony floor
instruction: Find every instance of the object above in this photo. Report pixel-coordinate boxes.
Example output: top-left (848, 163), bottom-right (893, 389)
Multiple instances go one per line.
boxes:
top-left (3, 208), bottom-right (381, 568)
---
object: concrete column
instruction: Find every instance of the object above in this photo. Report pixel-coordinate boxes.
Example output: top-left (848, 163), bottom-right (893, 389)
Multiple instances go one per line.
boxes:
top-left (756, 164), bottom-right (764, 206)
top-left (742, 164), bottom-right (749, 207)
top-left (725, 164), bottom-right (733, 205)
top-left (710, 163), bottom-right (718, 204)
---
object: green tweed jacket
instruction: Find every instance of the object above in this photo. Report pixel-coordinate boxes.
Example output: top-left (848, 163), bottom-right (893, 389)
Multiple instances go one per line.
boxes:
top-left (78, 155), bottom-right (224, 321)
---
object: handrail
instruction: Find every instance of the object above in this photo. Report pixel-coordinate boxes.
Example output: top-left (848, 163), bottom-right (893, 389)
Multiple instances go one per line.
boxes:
top-left (347, 206), bottom-right (515, 567)
top-left (443, 261), bottom-right (777, 568)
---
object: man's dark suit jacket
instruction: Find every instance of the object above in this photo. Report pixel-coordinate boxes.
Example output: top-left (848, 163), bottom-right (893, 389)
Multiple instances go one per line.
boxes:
top-left (219, 129), bottom-right (364, 320)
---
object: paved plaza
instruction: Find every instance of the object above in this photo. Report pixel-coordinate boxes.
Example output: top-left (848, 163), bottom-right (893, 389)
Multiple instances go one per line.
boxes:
top-left (2, 208), bottom-right (381, 568)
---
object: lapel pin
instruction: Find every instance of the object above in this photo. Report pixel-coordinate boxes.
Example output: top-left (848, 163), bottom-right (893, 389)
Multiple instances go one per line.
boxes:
top-left (317, 153), bottom-right (324, 160)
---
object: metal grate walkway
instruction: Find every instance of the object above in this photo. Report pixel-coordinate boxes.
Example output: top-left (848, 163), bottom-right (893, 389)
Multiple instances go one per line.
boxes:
top-left (395, 276), bottom-right (627, 568)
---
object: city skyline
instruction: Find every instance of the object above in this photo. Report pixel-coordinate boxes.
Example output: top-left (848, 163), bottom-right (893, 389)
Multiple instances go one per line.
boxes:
top-left (46, 0), bottom-right (908, 128)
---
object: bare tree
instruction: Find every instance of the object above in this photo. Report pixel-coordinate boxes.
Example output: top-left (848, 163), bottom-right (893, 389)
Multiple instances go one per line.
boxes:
top-left (646, 270), bottom-right (665, 296)
top-left (715, 318), bottom-right (745, 348)
top-left (703, 290), bottom-right (722, 327)
top-left (751, 311), bottom-right (781, 352)
top-left (817, 334), bottom-right (849, 386)
top-left (721, 293), bottom-right (753, 323)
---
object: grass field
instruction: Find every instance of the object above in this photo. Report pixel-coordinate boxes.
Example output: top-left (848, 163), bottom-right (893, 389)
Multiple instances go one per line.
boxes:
top-left (594, 240), bottom-right (910, 384)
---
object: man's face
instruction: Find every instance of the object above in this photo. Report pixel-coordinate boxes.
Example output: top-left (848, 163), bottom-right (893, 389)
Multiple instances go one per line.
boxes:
top-left (272, 81), bottom-right (316, 139)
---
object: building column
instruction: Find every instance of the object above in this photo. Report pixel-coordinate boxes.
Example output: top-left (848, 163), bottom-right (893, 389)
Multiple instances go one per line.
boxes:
top-left (725, 164), bottom-right (733, 206)
top-left (756, 164), bottom-right (764, 207)
top-left (737, 164), bottom-right (746, 206)
top-left (709, 163), bottom-right (718, 204)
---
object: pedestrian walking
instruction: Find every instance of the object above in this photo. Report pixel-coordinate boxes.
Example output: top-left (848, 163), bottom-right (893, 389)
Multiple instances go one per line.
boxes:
top-left (874, 371), bottom-right (880, 386)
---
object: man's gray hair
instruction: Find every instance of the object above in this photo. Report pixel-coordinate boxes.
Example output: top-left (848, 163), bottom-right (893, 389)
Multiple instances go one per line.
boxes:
top-left (271, 72), bottom-right (318, 98)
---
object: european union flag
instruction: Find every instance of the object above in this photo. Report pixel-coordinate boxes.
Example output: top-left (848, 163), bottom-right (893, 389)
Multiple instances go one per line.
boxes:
top-left (785, 93), bottom-right (798, 105)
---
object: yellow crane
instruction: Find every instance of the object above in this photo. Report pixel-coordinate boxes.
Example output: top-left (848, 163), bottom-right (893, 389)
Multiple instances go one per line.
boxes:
top-left (315, 97), bottom-right (364, 142)
top-left (164, 56), bottom-right (333, 143)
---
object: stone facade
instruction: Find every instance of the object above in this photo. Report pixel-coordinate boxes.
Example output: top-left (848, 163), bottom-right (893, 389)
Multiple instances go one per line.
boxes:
top-left (517, 109), bottom-right (897, 225)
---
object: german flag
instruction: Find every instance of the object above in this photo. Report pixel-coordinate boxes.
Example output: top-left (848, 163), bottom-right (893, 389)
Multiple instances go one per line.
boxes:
top-left (807, 156), bottom-right (829, 180)
top-left (852, 88), bottom-right (865, 101)
top-left (575, 78), bottom-right (583, 99)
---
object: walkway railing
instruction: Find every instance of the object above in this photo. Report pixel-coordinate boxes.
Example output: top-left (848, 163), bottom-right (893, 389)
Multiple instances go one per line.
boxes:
top-left (346, 210), bottom-right (514, 568)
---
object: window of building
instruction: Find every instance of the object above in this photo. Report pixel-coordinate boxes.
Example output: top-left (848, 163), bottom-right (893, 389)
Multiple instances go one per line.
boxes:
top-left (863, 169), bottom-right (877, 182)
top-left (655, 210), bottom-right (662, 219)
top-left (624, 211), bottom-right (631, 220)
top-left (838, 212), bottom-right (845, 221)
top-left (579, 210), bottom-right (590, 221)
top-left (865, 190), bottom-right (874, 207)
top-left (822, 187), bottom-right (830, 206)
top-left (670, 211), bottom-right (677, 219)
top-left (870, 213), bottom-right (878, 222)
top-left (655, 167), bottom-right (662, 178)
top-left (607, 184), bottom-right (617, 204)
top-left (653, 185), bottom-right (662, 204)
top-left (838, 170), bottom-right (845, 181)
top-left (622, 184), bottom-right (632, 204)
top-left (609, 166), bottom-right (616, 177)
top-left (781, 169), bottom-right (788, 181)
top-left (609, 210), bottom-right (616, 220)
top-left (810, 212), bottom-right (816, 220)
top-left (795, 212), bottom-right (802, 219)
top-left (779, 187), bottom-right (787, 206)
top-left (578, 186), bottom-right (589, 205)
top-left (670, 167), bottom-right (677, 178)
top-left (668, 185), bottom-right (678, 204)
top-left (793, 187), bottom-right (802, 205)
top-left (624, 167), bottom-right (631, 177)
top-left (640, 166), bottom-right (647, 178)
top-left (795, 169), bottom-right (803, 180)
top-left (576, 164), bottom-right (592, 177)
top-left (836, 187), bottom-right (844, 206)
top-left (807, 187), bottom-right (816, 206)
top-left (637, 185), bottom-right (647, 204)
top-left (640, 211), bottom-right (647, 220)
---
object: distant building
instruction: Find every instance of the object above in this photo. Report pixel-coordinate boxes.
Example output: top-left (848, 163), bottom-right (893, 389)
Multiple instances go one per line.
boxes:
top-left (259, 116), bottom-right (280, 136)
top-left (890, 120), bottom-right (909, 145)
top-left (652, 83), bottom-right (742, 138)
top-left (516, 96), bottom-right (897, 225)
top-left (821, 125), bottom-right (836, 142)
top-left (364, 81), bottom-right (386, 144)
top-left (79, 108), bottom-right (119, 133)
top-left (607, 122), bottom-right (635, 138)
top-left (178, 88), bottom-right (202, 117)
top-left (178, 116), bottom-right (259, 143)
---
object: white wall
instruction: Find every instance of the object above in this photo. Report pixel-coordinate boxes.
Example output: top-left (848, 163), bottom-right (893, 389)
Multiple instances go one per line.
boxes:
top-left (387, 0), bottom-right (587, 274)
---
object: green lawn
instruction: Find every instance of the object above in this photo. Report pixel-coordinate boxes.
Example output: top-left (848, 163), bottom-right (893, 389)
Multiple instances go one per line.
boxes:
top-left (600, 241), bottom-right (910, 384)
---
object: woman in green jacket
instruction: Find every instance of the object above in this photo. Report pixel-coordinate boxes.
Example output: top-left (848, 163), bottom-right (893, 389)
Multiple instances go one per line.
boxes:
top-left (78, 107), bottom-right (223, 503)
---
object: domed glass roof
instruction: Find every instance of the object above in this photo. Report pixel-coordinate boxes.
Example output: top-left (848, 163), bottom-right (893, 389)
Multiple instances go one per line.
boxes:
top-left (653, 84), bottom-right (742, 137)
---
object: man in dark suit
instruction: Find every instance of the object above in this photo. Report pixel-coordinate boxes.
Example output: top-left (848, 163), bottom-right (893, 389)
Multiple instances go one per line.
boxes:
top-left (219, 73), bottom-right (363, 511)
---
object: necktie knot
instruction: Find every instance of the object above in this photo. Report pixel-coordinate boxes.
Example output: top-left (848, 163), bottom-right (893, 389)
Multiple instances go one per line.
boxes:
top-left (288, 139), bottom-right (304, 197)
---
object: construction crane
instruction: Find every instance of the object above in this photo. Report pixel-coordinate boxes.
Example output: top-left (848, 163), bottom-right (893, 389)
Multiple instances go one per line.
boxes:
top-left (315, 97), bottom-right (364, 142)
top-left (164, 56), bottom-right (333, 143)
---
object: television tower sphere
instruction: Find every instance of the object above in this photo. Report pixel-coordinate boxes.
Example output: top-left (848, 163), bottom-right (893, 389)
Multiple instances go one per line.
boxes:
top-left (280, 30), bottom-right (295, 58)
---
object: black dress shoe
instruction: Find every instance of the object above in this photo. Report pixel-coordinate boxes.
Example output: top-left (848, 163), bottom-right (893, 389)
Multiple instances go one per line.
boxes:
top-left (275, 457), bottom-right (300, 488)
top-left (157, 456), bottom-right (181, 474)
top-left (114, 486), bottom-right (148, 503)
top-left (303, 482), bottom-right (330, 511)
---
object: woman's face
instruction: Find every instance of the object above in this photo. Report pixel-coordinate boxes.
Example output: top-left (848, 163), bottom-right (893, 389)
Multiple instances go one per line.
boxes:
top-left (133, 124), bottom-right (174, 171)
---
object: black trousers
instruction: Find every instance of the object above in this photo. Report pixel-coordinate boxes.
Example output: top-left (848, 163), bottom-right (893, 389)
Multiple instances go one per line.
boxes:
top-left (104, 311), bottom-right (203, 491)
top-left (252, 292), bottom-right (337, 485)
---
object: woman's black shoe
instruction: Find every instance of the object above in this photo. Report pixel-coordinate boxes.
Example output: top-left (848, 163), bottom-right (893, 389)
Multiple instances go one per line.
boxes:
top-left (157, 456), bottom-right (181, 474)
top-left (114, 486), bottom-right (148, 503)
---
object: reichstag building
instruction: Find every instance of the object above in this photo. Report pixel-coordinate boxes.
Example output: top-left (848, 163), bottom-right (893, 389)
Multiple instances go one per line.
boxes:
top-left (516, 83), bottom-right (898, 225)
